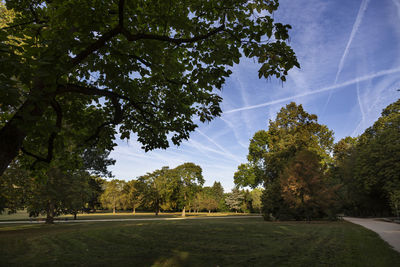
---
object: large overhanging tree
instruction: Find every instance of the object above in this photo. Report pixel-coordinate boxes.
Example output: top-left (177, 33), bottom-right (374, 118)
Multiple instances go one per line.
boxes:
top-left (0, 0), bottom-right (299, 175)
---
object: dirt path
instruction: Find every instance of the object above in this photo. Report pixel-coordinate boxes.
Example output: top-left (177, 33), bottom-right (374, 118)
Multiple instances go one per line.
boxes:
top-left (344, 217), bottom-right (400, 253)
top-left (0, 215), bottom-right (262, 224)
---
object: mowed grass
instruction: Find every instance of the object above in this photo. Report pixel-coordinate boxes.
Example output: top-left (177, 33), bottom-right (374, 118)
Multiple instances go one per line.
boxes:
top-left (0, 210), bottom-right (253, 221)
top-left (1, 218), bottom-right (399, 266)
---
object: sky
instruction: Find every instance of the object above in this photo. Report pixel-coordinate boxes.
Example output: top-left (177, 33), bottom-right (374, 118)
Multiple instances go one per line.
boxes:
top-left (109, 0), bottom-right (400, 191)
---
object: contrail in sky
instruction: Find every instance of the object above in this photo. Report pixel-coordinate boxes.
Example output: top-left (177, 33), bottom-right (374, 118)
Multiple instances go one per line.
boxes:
top-left (196, 129), bottom-right (241, 163)
top-left (356, 81), bottom-right (365, 122)
top-left (322, 0), bottom-right (370, 114)
top-left (220, 117), bottom-right (247, 149)
top-left (334, 0), bottom-right (370, 84)
top-left (392, 0), bottom-right (400, 21)
top-left (224, 66), bottom-right (400, 114)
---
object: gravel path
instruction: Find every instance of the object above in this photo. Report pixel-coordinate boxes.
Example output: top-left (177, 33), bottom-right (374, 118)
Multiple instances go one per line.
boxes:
top-left (344, 217), bottom-right (400, 253)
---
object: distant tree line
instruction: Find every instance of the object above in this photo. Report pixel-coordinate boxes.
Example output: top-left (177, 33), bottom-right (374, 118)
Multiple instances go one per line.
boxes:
top-left (94, 163), bottom-right (263, 216)
top-left (235, 99), bottom-right (400, 220)
top-left (0, 161), bottom-right (262, 223)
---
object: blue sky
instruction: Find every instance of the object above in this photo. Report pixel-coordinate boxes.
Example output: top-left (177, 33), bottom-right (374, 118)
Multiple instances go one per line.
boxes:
top-left (109, 0), bottom-right (400, 191)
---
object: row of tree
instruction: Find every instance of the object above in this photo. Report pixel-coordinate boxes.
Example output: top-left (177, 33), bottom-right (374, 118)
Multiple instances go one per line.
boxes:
top-left (0, 160), bottom-right (262, 223)
top-left (235, 99), bottom-right (400, 220)
top-left (98, 164), bottom-right (263, 216)
top-left (331, 99), bottom-right (400, 217)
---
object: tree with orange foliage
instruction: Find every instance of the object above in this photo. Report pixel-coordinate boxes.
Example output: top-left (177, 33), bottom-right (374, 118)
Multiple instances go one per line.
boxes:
top-left (280, 150), bottom-right (339, 220)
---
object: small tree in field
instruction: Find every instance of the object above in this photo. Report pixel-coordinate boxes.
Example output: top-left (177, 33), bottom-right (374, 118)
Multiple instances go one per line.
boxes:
top-left (225, 189), bottom-right (244, 213)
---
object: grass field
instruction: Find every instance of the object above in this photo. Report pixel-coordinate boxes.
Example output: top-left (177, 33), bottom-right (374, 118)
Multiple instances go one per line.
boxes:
top-left (1, 217), bottom-right (399, 266)
top-left (0, 210), bottom-right (254, 221)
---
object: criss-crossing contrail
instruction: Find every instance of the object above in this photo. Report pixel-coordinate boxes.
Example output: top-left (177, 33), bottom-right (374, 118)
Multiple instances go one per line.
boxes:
top-left (392, 0), bottom-right (400, 21)
top-left (220, 117), bottom-right (247, 149)
top-left (322, 0), bottom-right (370, 115)
top-left (196, 129), bottom-right (241, 163)
top-left (335, 0), bottom-right (371, 84)
top-left (223, 66), bottom-right (400, 114)
top-left (356, 80), bottom-right (365, 122)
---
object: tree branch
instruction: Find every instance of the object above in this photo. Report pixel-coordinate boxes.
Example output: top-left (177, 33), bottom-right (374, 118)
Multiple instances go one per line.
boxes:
top-left (21, 147), bottom-right (48, 163)
top-left (70, 26), bottom-right (122, 67)
top-left (21, 99), bottom-right (63, 166)
top-left (118, 0), bottom-right (125, 28)
top-left (120, 24), bottom-right (225, 44)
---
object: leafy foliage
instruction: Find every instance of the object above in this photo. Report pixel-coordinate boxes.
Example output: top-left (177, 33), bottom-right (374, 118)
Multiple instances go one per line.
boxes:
top-left (0, 0), bottom-right (298, 175)
top-left (225, 188), bottom-right (244, 212)
top-left (121, 180), bottom-right (143, 214)
top-left (236, 102), bottom-right (336, 220)
top-left (334, 99), bottom-right (400, 216)
top-left (173, 162), bottom-right (204, 216)
top-left (138, 167), bottom-right (173, 215)
top-left (100, 179), bottom-right (126, 214)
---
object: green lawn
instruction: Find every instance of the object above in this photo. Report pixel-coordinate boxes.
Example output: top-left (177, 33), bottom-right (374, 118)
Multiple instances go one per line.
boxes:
top-left (0, 210), bottom-right (254, 221)
top-left (0, 218), bottom-right (399, 266)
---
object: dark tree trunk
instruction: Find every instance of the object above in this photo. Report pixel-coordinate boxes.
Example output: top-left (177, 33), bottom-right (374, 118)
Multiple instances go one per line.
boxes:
top-left (74, 213), bottom-right (77, 220)
top-left (0, 120), bottom-right (26, 175)
top-left (46, 201), bottom-right (55, 224)
top-left (0, 94), bottom-right (47, 176)
top-left (155, 198), bottom-right (160, 215)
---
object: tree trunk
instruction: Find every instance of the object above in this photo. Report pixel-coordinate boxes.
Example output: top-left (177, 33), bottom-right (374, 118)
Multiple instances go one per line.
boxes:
top-left (182, 192), bottom-right (187, 217)
top-left (0, 96), bottom-right (46, 176)
top-left (208, 210), bottom-right (211, 213)
top-left (74, 213), bottom-right (77, 220)
top-left (46, 200), bottom-right (55, 224)
top-left (182, 206), bottom-right (186, 217)
top-left (132, 206), bottom-right (136, 214)
top-left (113, 206), bottom-right (116, 214)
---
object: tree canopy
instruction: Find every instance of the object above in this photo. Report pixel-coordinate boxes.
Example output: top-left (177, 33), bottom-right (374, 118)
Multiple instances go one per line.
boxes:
top-left (235, 102), bottom-right (337, 220)
top-left (0, 0), bottom-right (298, 175)
top-left (333, 99), bottom-right (400, 216)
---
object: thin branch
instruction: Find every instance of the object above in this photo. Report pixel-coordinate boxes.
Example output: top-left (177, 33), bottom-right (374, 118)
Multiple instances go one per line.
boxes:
top-left (120, 24), bottom-right (225, 44)
top-left (20, 99), bottom-right (63, 166)
top-left (110, 49), bottom-right (152, 67)
top-left (118, 0), bottom-right (125, 28)
top-left (57, 83), bottom-right (128, 101)
top-left (21, 147), bottom-right (48, 162)
top-left (29, 4), bottom-right (40, 23)
top-left (70, 26), bottom-right (122, 67)
top-left (1, 20), bottom-right (44, 30)
top-left (58, 83), bottom-right (156, 118)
